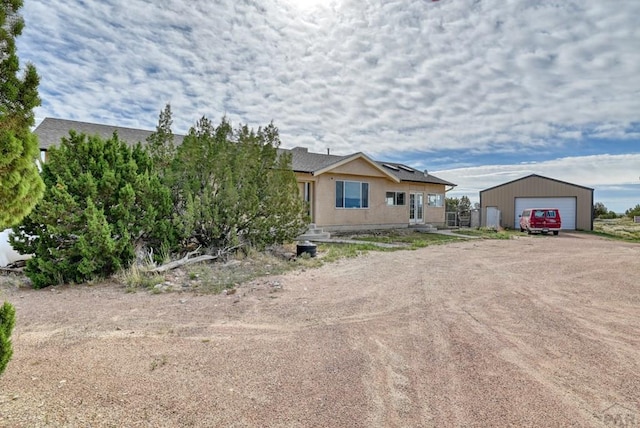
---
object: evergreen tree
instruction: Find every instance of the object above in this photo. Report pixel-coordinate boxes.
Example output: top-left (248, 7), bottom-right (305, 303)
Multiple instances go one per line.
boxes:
top-left (445, 197), bottom-right (459, 212)
top-left (145, 104), bottom-right (175, 174)
top-left (593, 202), bottom-right (608, 218)
top-left (0, 0), bottom-right (44, 229)
top-left (11, 132), bottom-right (175, 288)
top-left (248, 123), bottom-right (307, 246)
top-left (171, 117), bottom-right (307, 251)
top-left (0, 301), bottom-right (15, 376)
top-left (171, 116), bottom-right (233, 248)
top-left (458, 196), bottom-right (471, 214)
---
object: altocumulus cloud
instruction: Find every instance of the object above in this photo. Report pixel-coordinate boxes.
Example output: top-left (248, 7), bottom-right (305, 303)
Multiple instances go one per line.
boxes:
top-left (16, 0), bottom-right (640, 210)
top-left (433, 153), bottom-right (640, 212)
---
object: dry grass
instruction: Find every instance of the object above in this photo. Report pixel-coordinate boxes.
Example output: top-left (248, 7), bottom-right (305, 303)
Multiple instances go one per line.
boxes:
top-left (447, 228), bottom-right (515, 239)
top-left (117, 245), bottom-right (324, 294)
top-left (109, 231), bottom-right (502, 294)
top-left (1, 227), bottom-right (522, 295)
top-left (593, 217), bottom-right (640, 241)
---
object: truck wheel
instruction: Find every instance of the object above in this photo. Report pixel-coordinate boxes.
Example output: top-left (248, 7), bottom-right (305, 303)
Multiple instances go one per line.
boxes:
top-left (553, 231), bottom-right (559, 236)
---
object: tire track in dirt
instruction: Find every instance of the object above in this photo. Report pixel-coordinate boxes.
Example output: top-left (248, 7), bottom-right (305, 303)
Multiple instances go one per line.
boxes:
top-left (404, 238), bottom-right (617, 426)
top-left (361, 336), bottom-right (413, 427)
top-left (1, 235), bottom-right (639, 427)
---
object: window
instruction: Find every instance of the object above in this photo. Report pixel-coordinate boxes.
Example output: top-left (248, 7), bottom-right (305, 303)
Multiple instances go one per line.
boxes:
top-left (534, 210), bottom-right (546, 218)
top-left (303, 182), bottom-right (311, 203)
top-left (303, 182), bottom-right (311, 216)
top-left (386, 191), bottom-right (406, 206)
top-left (427, 193), bottom-right (444, 207)
top-left (336, 180), bottom-right (369, 208)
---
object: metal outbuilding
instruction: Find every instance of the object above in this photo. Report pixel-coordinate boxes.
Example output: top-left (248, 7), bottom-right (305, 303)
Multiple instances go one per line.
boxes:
top-left (480, 174), bottom-right (594, 231)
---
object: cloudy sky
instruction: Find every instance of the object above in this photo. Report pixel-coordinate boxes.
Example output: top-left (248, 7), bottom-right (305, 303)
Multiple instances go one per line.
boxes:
top-left (17, 0), bottom-right (640, 212)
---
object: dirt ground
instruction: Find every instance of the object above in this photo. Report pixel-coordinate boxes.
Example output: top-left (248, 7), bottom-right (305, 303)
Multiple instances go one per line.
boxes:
top-left (0, 233), bottom-right (639, 427)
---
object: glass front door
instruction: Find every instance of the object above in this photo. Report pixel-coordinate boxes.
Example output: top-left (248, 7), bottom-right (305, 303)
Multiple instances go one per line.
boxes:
top-left (410, 192), bottom-right (424, 224)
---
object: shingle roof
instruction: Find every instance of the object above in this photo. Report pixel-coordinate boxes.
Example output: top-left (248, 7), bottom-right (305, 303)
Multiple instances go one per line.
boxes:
top-left (34, 118), bottom-right (184, 150)
top-left (277, 147), bottom-right (349, 172)
top-left (280, 147), bottom-right (456, 187)
top-left (35, 119), bottom-right (456, 187)
top-left (375, 161), bottom-right (456, 186)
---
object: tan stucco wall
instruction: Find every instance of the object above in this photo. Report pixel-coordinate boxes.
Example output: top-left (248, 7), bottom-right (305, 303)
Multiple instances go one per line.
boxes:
top-left (480, 176), bottom-right (593, 230)
top-left (298, 171), bottom-right (446, 229)
top-left (327, 157), bottom-right (389, 178)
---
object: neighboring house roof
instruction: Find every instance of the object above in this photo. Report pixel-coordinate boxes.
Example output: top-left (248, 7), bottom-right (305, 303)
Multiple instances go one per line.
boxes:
top-left (480, 174), bottom-right (594, 193)
top-left (34, 117), bottom-right (185, 150)
top-left (279, 147), bottom-right (456, 187)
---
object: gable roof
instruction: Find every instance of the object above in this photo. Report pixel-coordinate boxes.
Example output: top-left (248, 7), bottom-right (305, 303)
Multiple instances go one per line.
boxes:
top-left (34, 118), bottom-right (185, 150)
top-left (314, 152), bottom-right (401, 183)
top-left (480, 173), bottom-right (594, 193)
top-left (280, 147), bottom-right (456, 186)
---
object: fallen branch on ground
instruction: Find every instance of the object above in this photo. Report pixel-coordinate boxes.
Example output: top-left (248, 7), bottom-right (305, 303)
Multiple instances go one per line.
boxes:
top-left (150, 254), bottom-right (218, 273)
top-left (149, 245), bottom-right (242, 273)
top-left (0, 266), bottom-right (24, 274)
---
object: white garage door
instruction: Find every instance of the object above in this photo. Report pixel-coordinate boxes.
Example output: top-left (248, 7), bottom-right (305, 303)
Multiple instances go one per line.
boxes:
top-left (514, 197), bottom-right (576, 230)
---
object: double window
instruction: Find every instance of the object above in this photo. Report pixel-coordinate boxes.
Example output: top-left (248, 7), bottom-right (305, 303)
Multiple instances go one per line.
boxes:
top-left (386, 191), bottom-right (406, 206)
top-left (336, 180), bottom-right (369, 208)
top-left (427, 193), bottom-right (444, 207)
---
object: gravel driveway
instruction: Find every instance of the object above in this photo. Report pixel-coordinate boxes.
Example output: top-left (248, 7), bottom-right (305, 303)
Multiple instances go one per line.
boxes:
top-left (1, 233), bottom-right (639, 427)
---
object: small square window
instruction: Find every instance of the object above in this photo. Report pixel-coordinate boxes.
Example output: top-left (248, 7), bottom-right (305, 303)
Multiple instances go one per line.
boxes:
top-left (427, 193), bottom-right (444, 207)
top-left (386, 191), bottom-right (406, 206)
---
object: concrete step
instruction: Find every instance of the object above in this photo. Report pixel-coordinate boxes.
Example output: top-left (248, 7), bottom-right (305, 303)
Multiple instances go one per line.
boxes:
top-left (409, 224), bottom-right (438, 232)
top-left (296, 224), bottom-right (331, 241)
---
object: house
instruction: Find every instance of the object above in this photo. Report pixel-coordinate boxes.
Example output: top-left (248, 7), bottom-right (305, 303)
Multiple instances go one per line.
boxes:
top-left (33, 118), bottom-right (455, 231)
top-left (1, 117), bottom-right (456, 266)
top-left (479, 174), bottom-right (594, 231)
top-left (281, 147), bottom-right (456, 231)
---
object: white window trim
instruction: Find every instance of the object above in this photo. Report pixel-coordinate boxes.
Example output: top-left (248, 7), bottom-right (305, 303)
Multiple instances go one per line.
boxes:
top-left (335, 180), bottom-right (369, 209)
top-left (427, 193), bottom-right (444, 208)
top-left (386, 191), bottom-right (406, 206)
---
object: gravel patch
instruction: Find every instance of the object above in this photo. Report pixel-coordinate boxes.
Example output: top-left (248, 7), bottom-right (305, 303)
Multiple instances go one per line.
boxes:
top-left (1, 234), bottom-right (639, 427)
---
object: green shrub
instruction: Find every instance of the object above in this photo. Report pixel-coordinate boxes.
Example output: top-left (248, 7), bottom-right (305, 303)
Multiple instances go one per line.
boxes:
top-left (625, 204), bottom-right (640, 219)
top-left (599, 211), bottom-right (619, 219)
top-left (0, 301), bottom-right (16, 376)
top-left (11, 132), bottom-right (176, 288)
